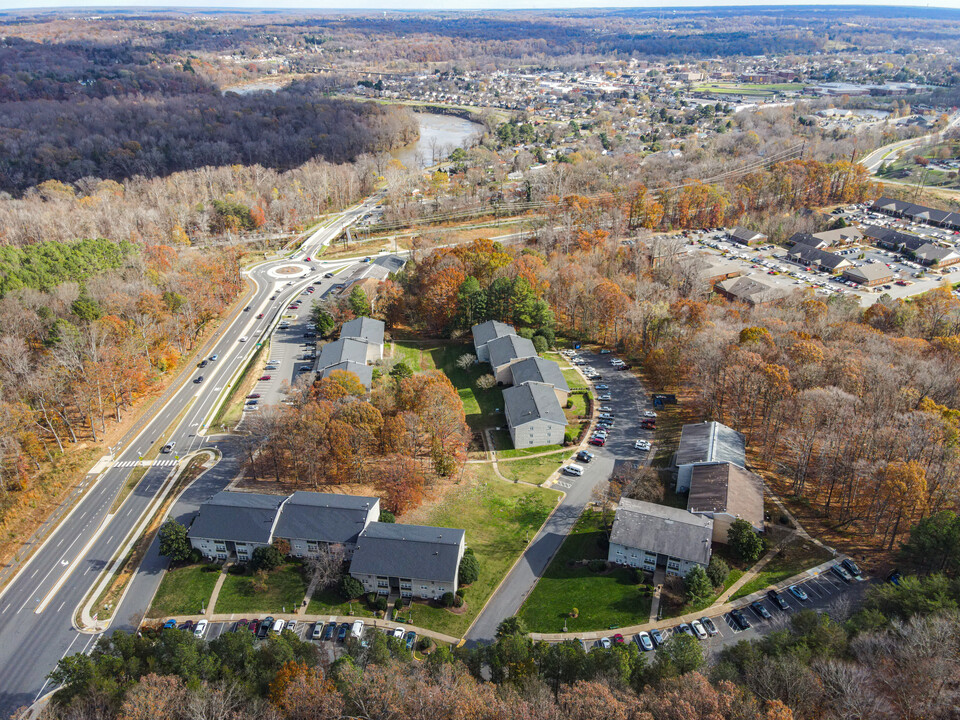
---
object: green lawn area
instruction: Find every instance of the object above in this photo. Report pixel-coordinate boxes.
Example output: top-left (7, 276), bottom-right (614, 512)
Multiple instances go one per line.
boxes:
top-left (393, 342), bottom-right (504, 434)
top-left (146, 563), bottom-right (222, 618)
top-left (695, 82), bottom-right (805, 95)
top-left (489, 428), bottom-right (564, 459)
top-left (519, 511), bottom-right (652, 633)
top-left (497, 455), bottom-right (565, 485)
top-left (731, 538), bottom-right (833, 600)
top-left (214, 562), bottom-right (307, 614)
top-left (307, 586), bottom-right (376, 618)
top-left (562, 368), bottom-right (587, 390)
top-left (565, 392), bottom-right (588, 420)
top-left (400, 469), bottom-right (560, 637)
top-left (669, 568), bottom-right (745, 618)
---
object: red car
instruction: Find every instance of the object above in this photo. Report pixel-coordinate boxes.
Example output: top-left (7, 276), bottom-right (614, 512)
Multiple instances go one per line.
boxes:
top-left (288, 305), bottom-right (298, 310)
top-left (613, 633), bottom-right (624, 645)
top-left (246, 393), bottom-right (261, 399)
top-left (304, 257), bottom-right (311, 262)
top-left (256, 313), bottom-right (264, 319)
top-left (248, 619), bottom-right (259, 633)
top-left (589, 437), bottom-right (605, 447)
top-left (640, 420), bottom-right (656, 430)
top-left (258, 375), bottom-right (272, 381)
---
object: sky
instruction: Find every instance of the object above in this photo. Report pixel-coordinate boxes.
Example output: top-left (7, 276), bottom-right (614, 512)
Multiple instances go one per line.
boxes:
top-left (3, 0), bottom-right (960, 10)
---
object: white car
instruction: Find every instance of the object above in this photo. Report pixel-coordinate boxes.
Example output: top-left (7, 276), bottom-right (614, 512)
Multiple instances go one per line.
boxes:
top-left (643, 410), bottom-right (657, 418)
top-left (351, 620), bottom-right (364, 639)
top-left (636, 631), bottom-right (653, 651)
top-left (691, 620), bottom-right (708, 641)
top-left (599, 637), bottom-right (612, 649)
top-left (239, 336), bottom-right (248, 342)
top-left (272, 619), bottom-right (286, 634)
top-left (392, 626), bottom-right (405, 639)
top-left (634, 440), bottom-right (651, 451)
top-left (193, 619), bottom-right (208, 639)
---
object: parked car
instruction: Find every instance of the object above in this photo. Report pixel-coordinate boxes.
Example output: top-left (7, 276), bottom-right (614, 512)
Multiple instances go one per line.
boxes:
top-left (595, 384), bottom-right (609, 390)
top-left (650, 628), bottom-right (665, 647)
top-left (634, 440), bottom-right (651, 451)
top-left (598, 394), bottom-right (612, 401)
top-left (599, 413), bottom-right (614, 420)
top-left (700, 617), bottom-right (718, 636)
top-left (194, 620), bottom-right (208, 638)
top-left (351, 620), bottom-right (364, 640)
top-left (788, 585), bottom-right (809, 601)
top-left (258, 618), bottom-right (273, 639)
top-left (310, 622), bottom-right (324, 640)
top-left (337, 623), bottom-right (349, 642)
top-left (564, 464), bottom-right (584, 476)
top-left (831, 564), bottom-right (853, 583)
top-left (767, 590), bottom-right (789, 611)
top-left (247, 393), bottom-right (261, 399)
top-left (405, 630), bottom-right (417, 650)
top-left (690, 620), bottom-right (708, 640)
top-left (259, 375), bottom-right (272, 381)
top-left (180, 620), bottom-right (193, 632)
top-left (272, 619), bottom-right (285, 634)
top-left (636, 631), bottom-right (654, 651)
top-left (640, 420), bottom-right (656, 430)
top-left (235, 619), bottom-right (248, 632)
top-left (750, 601), bottom-right (772, 620)
top-left (576, 450), bottom-right (594, 463)
top-left (597, 419), bottom-right (614, 427)
top-left (611, 633), bottom-right (624, 645)
top-left (248, 619), bottom-right (259, 633)
top-left (322, 623), bottom-right (336, 641)
top-left (163, 619), bottom-right (177, 630)
top-left (588, 437), bottom-right (605, 447)
top-left (677, 623), bottom-right (694, 637)
top-left (887, 570), bottom-right (903, 586)
top-left (643, 410), bottom-right (657, 418)
top-left (729, 609), bottom-right (751, 630)
top-left (599, 637), bottom-right (612, 649)
top-left (841, 558), bottom-right (862, 577)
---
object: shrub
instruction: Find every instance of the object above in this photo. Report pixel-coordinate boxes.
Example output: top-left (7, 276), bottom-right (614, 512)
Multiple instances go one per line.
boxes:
top-left (707, 556), bottom-right (730, 588)
top-left (441, 592), bottom-right (456, 607)
top-left (458, 552), bottom-right (480, 586)
top-left (366, 593), bottom-right (377, 606)
top-left (684, 565), bottom-right (713, 604)
top-left (453, 594), bottom-right (464, 608)
top-left (588, 559), bottom-right (607, 573)
top-left (417, 637), bottom-right (432, 652)
top-left (394, 598), bottom-right (404, 611)
top-left (728, 519), bottom-right (765, 563)
top-left (379, 511), bottom-right (396, 524)
top-left (375, 596), bottom-right (388, 612)
top-left (339, 575), bottom-right (365, 600)
top-left (250, 545), bottom-right (284, 572)
top-left (532, 335), bottom-right (548, 354)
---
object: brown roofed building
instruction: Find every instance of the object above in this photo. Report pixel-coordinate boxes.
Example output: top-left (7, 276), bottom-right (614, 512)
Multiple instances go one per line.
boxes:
top-left (842, 264), bottom-right (893, 287)
top-left (686, 462), bottom-right (765, 544)
top-left (714, 275), bottom-right (788, 306)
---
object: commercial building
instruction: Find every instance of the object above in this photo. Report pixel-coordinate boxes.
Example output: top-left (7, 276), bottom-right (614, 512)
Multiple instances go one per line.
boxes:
top-left (607, 497), bottom-right (713, 577)
top-left (727, 226), bottom-right (767, 246)
top-left (785, 243), bottom-right (852, 273)
top-left (714, 276), bottom-right (788, 306)
top-left (841, 264), bottom-right (894, 287)
top-left (871, 197), bottom-right (960, 231)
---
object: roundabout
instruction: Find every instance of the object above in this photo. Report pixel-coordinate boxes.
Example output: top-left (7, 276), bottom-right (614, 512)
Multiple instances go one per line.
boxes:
top-left (267, 263), bottom-right (311, 279)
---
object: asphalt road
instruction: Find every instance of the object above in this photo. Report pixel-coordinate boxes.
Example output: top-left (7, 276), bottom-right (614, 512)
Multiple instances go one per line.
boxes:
top-left (0, 196), bottom-right (380, 717)
top-left (465, 349), bottom-right (656, 645)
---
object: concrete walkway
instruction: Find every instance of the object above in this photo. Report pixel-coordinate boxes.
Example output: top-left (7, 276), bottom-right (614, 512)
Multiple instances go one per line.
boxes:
top-left (203, 566), bottom-right (230, 617)
top-left (648, 567), bottom-right (666, 623)
top-left (712, 543), bottom-right (782, 606)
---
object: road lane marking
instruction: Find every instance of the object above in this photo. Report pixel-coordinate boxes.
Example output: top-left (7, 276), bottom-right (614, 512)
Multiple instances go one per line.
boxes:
top-left (34, 513), bottom-right (116, 615)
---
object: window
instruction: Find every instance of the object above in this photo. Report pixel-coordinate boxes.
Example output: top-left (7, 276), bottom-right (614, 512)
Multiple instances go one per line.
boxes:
top-left (420, 585), bottom-right (428, 591)
top-left (401, 591), bottom-right (412, 598)
top-left (377, 580), bottom-right (389, 588)
top-left (307, 542), bottom-right (319, 553)
top-left (215, 545), bottom-right (226, 553)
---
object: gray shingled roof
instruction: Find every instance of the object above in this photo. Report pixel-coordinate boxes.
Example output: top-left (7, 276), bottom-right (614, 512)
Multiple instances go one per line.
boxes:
top-left (715, 276), bottom-right (787, 305)
top-left (842, 264), bottom-right (893, 283)
top-left (687, 463), bottom-right (764, 532)
top-left (189, 491), bottom-right (286, 544)
top-left (914, 243), bottom-right (959, 265)
top-left (471, 320), bottom-right (516, 349)
top-left (503, 381), bottom-right (568, 427)
top-left (320, 361), bottom-right (373, 388)
top-left (609, 497), bottom-right (713, 566)
top-left (340, 317), bottom-right (385, 346)
top-left (274, 491), bottom-right (377, 545)
top-left (728, 226), bottom-right (765, 244)
top-left (372, 255), bottom-right (407, 275)
top-left (509, 356), bottom-right (570, 392)
top-left (318, 338), bottom-right (369, 370)
top-left (786, 243), bottom-right (851, 271)
top-left (349, 522), bottom-right (465, 582)
top-left (675, 421), bottom-right (746, 468)
top-left (486, 334), bottom-right (537, 369)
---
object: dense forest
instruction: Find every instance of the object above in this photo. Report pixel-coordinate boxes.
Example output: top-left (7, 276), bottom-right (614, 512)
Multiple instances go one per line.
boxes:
top-left (0, 71), bottom-right (417, 194)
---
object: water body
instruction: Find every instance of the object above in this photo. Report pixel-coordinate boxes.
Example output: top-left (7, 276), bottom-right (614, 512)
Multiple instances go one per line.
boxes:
top-left (392, 112), bottom-right (485, 170)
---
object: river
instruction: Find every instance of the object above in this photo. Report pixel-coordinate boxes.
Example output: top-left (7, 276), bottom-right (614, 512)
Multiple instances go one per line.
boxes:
top-left (392, 112), bottom-right (485, 170)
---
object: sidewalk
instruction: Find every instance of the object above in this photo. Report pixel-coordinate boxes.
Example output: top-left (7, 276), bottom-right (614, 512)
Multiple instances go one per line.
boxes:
top-left (713, 542), bottom-right (783, 606)
top-left (203, 566), bottom-right (230, 617)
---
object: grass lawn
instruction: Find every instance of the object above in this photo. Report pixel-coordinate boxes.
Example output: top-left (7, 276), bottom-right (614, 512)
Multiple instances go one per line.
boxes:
top-left (731, 538), bottom-right (833, 600)
top-left (307, 586), bottom-right (376, 618)
top-left (565, 392), bottom-right (588, 420)
top-left (393, 342), bottom-right (504, 434)
top-left (147, 563), bottom-right (222, 618)
top-left (669, 568), bottom-right (745, 618)
top-left (497, 455), bottom-right (565, 485)
top-left (520, 511), bottom-right (652, 633)
top-left (400, 468), bottom-right (560, 637)
top-left (215, 562), bottom-right (307, 614)
top-left (562, 368), bottom-right (587, 390)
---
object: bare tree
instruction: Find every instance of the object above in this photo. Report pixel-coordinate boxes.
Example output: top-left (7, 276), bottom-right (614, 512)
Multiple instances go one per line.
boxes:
top-left (304, 543), bottom-right (347, 594)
